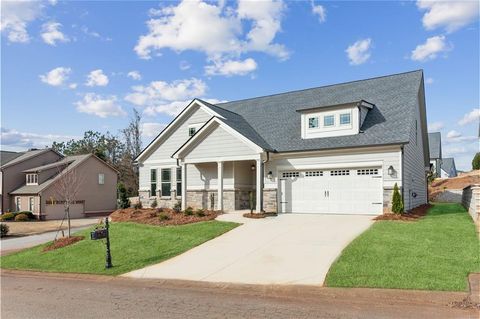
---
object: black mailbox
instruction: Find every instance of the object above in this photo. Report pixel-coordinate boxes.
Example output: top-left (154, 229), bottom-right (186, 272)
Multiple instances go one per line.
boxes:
top-left (90, 228), bottom-right (107, 240)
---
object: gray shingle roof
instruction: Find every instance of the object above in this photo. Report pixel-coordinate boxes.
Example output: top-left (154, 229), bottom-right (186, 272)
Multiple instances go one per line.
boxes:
top-left (208, 70), bottom-right (424, 152)
top-left (441, 158), bottom-right (457, 177)
top-left (1, 149), bottom-right (55, 168)
top-left (10, 154), bottom-right (92, 195)
top-left (0, 151), bottom-right (24, 166)
top-left (428, 132), bottom-right (442, 159)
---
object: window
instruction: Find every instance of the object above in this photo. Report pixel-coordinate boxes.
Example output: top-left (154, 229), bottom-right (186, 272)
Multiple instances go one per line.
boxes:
top-left (188, 127), bottom-right (196, 137)
top-left (176, 167), bottom-right (182, 197)
top-left (161, 168), bottom-right (171, 197)
top-left (16, 197), bottom-right (21, 211)
top-left (340, 113), bottom-right (351, 125)
top-left (282, 172), bottom-right (299, 178)
top-left (357, 168), bottom-right (379, 175)
top-left (305, 171), bottom-right (323, 177)
top-left (150, 169), bottom-right (157, 197)
top-left (26, 174), bottom-right (38, 185)
top-left (330, 170), bottom-right (350, 176)
top-left (29, 197), bottom-right (34, 211)
top-left (324, 115), bottom-right (335, 127)
top-left (308, 117), bottom-right (319, 128)
top-left (98, 173), bottom-right (105, 185)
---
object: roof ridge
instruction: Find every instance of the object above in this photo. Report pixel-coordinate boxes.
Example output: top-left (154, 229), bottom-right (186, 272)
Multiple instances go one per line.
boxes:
top-left (196, 98), bottom-right (241, 116)
top-left (217, 69), bottom-right (424, 106)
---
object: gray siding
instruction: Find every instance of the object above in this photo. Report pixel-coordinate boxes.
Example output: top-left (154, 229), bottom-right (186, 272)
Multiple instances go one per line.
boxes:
top-left (402, 93), bottom-right (428, 210)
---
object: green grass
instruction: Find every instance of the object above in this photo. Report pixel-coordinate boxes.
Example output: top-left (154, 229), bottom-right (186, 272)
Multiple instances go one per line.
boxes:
top-left (0, 221), bottom-right (238, 276)
top-left (325, 203), bottom-right (480, 291)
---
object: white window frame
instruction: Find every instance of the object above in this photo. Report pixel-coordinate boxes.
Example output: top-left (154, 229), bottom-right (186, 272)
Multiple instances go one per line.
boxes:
top-left (26, 173), bottom-right (38, 185)
top-left (29, 197), bottom-right (34, 212)
top-left (161, 168), bottom-right (172, 198)
top-left (16, 197), bottom-right (21, 211)
top-left (176, 167), bottom-right (182, 198)
top-left (339, 113), bottom-right (351, 125)
top-left (188, 123), bottom-right (204, 137)
top-left (98, 173), bottom-right (105, 185)
top-left (308, 117), bottom-right (319, 128)
top-left (323, 114), bottom-right (335, 127)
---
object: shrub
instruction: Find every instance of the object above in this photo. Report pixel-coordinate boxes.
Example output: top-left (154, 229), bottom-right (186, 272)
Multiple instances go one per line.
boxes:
top-left (473, 152), bottom-right (480, 170)
top-left (17, 211), bottom-right (34, 219)
top-left (118, 183), bottom-right (131, 209)
top-left (14, 213), bottom-right (29, 222)
top-left (134, 201), bottom-right (143, 210)
top-left (1, 213), bottom-right (15, 221)
top-left (150, 198), bottom-right (158, 209)
top-left (0, 223), bottom-right (9, 237)
top-left (156, 207), bottom-right (164, 213)
top-left (391, 183), bottom-right (404, 214)
top-left (184, 207), bottom-right (194, 216)
top-left (158, 213), bottom-right (170, 221)
top-left (195, 209), bottom-right (205, 217)
top-left (173, 201), bottom-right (181, 213)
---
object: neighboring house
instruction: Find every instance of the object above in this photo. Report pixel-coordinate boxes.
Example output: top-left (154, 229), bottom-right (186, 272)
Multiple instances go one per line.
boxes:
top-left (136, 70), bottom-right (429, 215)
top-left (1, 149), bottom-right (63, 213)
top-left (440, 158), bottom-right (457, 178)
top-left (9, 154), bottom-right (118, 220)
top-left (428, 132), bottom-right (442, 177)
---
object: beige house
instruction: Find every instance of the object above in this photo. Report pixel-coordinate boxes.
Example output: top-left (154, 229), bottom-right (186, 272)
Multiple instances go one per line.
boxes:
top-left (1, 149), bottom-right (63, 213)
top-left (5, 152), bottom-right (118, 220)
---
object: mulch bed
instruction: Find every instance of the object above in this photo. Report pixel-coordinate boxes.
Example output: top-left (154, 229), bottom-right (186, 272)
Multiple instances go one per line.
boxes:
top-left (448, 298), bottom-right (480, 310)
top-left (243, 212), bottom-right (278, 219)
top-left (109, 208), bottom-right (220, 226)
top-left (374, 204), bottom-right (432, 221)
top-left (43, 236), bottom-right (85, 252)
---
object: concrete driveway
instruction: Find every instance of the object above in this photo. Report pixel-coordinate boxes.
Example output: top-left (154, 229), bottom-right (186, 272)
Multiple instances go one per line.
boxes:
top-left (124, 212), bottom-right (374, 285)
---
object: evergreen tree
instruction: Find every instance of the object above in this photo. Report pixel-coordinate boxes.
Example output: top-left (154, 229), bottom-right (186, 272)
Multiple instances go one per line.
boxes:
top-left (391, 183), bottom-right (404, 214)
top-left (472, 152), bottom-right (480, 170)
top-left (118, 183), bottom-right (130, 209)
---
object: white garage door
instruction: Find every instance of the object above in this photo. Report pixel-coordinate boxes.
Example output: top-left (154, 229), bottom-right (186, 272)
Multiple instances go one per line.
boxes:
top-left (279, 167), bottom-right (383, 215)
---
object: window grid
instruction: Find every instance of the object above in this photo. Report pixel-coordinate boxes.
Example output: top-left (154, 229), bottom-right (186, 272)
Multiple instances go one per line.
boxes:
top-left (324, 115), bottom-right (335, 127)
top-left (150, 169), bottom-right (157, 197)
top-left (176, 167), bottom-right (182, 197)
top-left (161, 168), bottom-right (171, 197)
top-left (340, 113), bottom-right (351, 125)
top-left (305, 171), bottom-right (323, 177)
top-left (357, 168), bottom-right (379, 175)
top-left (282, 172), bottom-right (300, 178)
top-left (308, 117), bottom-right (319, 128)
top-left (26, 174), bottom-right (38, 184)
top-left (188, 127), bottom-right (196, 137)
top-left (98, 173), bottom-right (105, 185)
top-left (330, 170), bottom-right (350, 176)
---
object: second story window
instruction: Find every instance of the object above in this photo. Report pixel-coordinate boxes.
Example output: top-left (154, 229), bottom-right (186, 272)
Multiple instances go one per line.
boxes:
top-left (308, 117), bottom-right (319, 128)
top-left (324, 115), bottom-right (335, 127)
top-left (26, 174), bottom-right (38, 185)
top-left (98, 173), bottom-right (105, 185)
top-left (340, 113), bottom-right (351, 125)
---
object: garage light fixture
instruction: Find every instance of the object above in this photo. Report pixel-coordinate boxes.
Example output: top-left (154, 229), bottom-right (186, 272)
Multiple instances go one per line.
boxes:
top-left (267, 171), bottom-right (273, 179)
top-left (388, 165), bottom-right (395, 176)
top-left (251, 164), bottom-right (255, 171)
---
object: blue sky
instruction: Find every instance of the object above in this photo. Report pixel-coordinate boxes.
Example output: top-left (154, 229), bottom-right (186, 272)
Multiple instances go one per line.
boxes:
top-left (1, 0), bottom-right (479, 170)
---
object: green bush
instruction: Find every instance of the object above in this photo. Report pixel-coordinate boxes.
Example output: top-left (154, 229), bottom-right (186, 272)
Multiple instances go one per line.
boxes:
top-left (118, 183), bottom-right (131, 209)
top-left (173, 201), bottom-right (181, 213)
top-left (1, 213), bottom-right (15, 221)
top-left (0, 223), bottom-right (9, 237)
top-left (150, 198), bottom-right (158, 209)
top-left (134, 201), bottom-right (143, 210)
top-left (158, 213), bottom-right (170, 221)
top-left (473, 152), bottom-right (480, 170)
top-left (17, 211), bottom-right (34, 219)
top-left (195, 209), bottom-right (205, 217)
top-left (184, 207), bottom-right (193, 216)
top-left (391, 183), bottom-right (404, 214)
top-left (14, 213), bottom-right (29, 222)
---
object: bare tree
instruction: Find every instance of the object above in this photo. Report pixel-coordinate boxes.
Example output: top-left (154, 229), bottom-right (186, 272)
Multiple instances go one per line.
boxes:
top-left (120, 109), bottom-right (142, 196)
top-left (53, 165), bottom-right (83, 237)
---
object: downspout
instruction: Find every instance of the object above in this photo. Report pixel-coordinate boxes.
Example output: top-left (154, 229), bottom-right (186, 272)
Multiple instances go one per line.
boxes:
top-left (261, 151), bottom-right (270, 213)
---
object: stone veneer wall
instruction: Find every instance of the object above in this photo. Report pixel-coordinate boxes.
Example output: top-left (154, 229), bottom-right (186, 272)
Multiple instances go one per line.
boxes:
top-left (383, 187), bottom-right (394, 213)
top-left (263, 189), bottom-right (277, 213)
top-left (138, 190), bottom-right (180, 208)
top-left (462, 184), bottom-right (480, 227)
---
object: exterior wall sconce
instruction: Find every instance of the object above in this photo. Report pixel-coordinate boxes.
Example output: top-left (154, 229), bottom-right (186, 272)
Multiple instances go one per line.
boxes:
top-left (267, 171), bottom-right (273, 179)
top-left (388, 165), bottom-right (395, 176)
top-left (251, 164), bottom-right (255, 171)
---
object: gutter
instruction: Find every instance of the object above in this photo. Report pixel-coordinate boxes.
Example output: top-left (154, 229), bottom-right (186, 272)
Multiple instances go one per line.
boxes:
top-left (401, 145), bottom-right (405, 209)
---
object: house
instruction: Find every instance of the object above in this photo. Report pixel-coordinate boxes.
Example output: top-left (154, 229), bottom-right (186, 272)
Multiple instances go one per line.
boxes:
top-left (1, 148), bottom-right (63, 213)
top-left (428, 132), bottom-right (442, 177)
top-left (440, 157), bottom-right (457, 178)
top-left (7, 153), bottom-right (118, 220)
top-left (135, 70), bottom-right (429, 215)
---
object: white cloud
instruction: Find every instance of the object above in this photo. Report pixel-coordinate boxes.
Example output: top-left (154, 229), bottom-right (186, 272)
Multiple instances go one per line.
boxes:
top-left (0, 1), bottom-right (47, 43)
top-left (345, 38), bottom-right (372, 65)
top-left (417, 0), bottom-right (479, 33)
top-left (142, 122), bottom-right (167, 137)
top-left (428, 121), bottom-right (444, 132)
top-left (75, 93), bottom-right (126, 118)
top-left (134, 0), bottom-right (288, 62)
top-left (311, 1), bottom-right (326, 23)
top-left (41, 21), bottom-right (69, 45)
top-left (0, 127), bottom-right (77, 150)
top-left (127, 71), bottom-right (142, 81)
top-left (205, 58), bottom-right (257, 76)
top-left (458, 108), bottom-right (480, 126)
top-left (445, 129), bottom-right (478, 143)
top-left (425, 77), bottom-right (434, 84)
top-left (411, 35), bottom-right (451, 61)
top-left (446, 130), bottom-right (461, 139)
top-left (69, 83), bottom-right (78, 89)
top-left (39, 67), bottom-right (71, 86)
top-left (85, 69), bottom-right (109, 87)
top-left (443, 138), bottom-right (479, 171)
top-left (125, 78), bottom-right (207, 108)
top-left (179, 60), bottom-right (191, 71)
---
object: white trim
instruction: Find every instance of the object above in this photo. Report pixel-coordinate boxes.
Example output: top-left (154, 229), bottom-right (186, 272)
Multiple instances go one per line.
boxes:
top-left (143, 159), bottom-right (178, 165)
top-left (271, 145), bottom-right (403, 159)
top-left (275, 160), bottom-right (384, 171)
top-left (173, 118), bottom-right (264, 159)
top-left (136, 99), bottom-right (225, 162)
top-left (217, 161), bottom-right (224, 211)
top-left (182, 154), bottom-right (261, 164)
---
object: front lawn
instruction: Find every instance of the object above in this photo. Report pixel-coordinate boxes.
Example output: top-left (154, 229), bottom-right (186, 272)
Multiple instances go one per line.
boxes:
top-left (325, 203), bottom-right (479, 291)
top-left (1, 221), bottom-right (238, 276)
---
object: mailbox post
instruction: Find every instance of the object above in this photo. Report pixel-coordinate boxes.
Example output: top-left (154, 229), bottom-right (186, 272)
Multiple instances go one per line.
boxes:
top-left (90, 217), bottom-right (112, 269)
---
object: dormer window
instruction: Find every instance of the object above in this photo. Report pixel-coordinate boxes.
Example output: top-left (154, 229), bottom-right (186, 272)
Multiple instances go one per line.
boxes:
top-left (340, 113), bottom-right (351, 125)
top-left (26, 173), bottom-right (38, 185)
top-left (308, 117), bottom-right (319, 128)
top-left (188, 127), bottom-right (196, 137)
top-left (323, 115), bottom-right (335, 127)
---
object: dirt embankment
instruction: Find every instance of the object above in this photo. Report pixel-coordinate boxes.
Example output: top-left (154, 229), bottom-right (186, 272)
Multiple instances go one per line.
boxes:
top-left (429, 171), bottom-right (479, 201)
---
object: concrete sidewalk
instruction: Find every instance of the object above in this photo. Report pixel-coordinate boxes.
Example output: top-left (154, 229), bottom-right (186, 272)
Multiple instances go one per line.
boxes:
top-left (124, 212), bottom-right (374, 285)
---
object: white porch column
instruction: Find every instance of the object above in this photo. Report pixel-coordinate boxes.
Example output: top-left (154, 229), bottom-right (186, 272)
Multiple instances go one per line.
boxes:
top-left (181, 163), bottom-right (187, 210)
top-left (256, 159), bottom-right (263, 213)
top-left (217, 161), bottom-right (224, 211)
